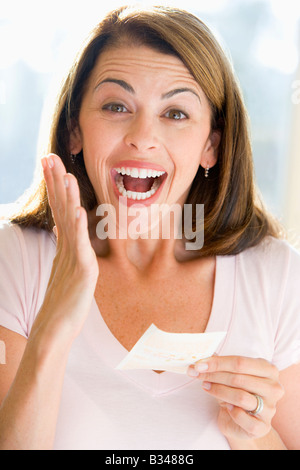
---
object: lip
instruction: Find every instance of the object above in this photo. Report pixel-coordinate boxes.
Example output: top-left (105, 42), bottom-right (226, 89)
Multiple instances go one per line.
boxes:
top-left (110, 160), bottom-right (168, 207)
top-left (113, 159), bottom-right (167, 172)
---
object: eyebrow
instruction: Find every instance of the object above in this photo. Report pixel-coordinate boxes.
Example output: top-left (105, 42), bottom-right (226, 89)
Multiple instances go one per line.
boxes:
top-left (94, 78), bottom-right (135, 94)
top-left (162, 87), bottom-right (201, 103)
top-left (94, 78), bottom-right (201, 103)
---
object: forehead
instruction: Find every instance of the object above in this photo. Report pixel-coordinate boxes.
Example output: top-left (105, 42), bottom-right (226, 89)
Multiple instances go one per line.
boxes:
top-left (89, 45), bottom-right (202, 92)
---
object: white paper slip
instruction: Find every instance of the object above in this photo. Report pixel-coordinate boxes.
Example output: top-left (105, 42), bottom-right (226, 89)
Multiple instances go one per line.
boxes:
top-left (116, 324), bottom-right (227, 374)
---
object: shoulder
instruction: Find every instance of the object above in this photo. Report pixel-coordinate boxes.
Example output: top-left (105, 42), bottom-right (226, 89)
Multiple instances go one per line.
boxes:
top-left (0, 218), bottom-right (55, 244)
top-left (234, 236), bottom-right (300, 322)
top-left (232, 237), bottom-right (300, 370)
top-left (0, 220), bottom-right (56, 271)
top-left (238, 236), bottom-right (300, 277)
top-left (0, 219), bottom-right (20, 242)
top-left (0, 221), bottom-right (56, 337)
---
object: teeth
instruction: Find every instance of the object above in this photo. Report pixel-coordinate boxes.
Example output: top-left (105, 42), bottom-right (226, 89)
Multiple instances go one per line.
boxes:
top-left (115, 173), bottom-right (161, 200)
top-left (114, 167), bottom-right (165, 179)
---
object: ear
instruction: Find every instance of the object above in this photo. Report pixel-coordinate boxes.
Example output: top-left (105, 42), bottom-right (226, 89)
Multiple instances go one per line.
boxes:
top-left (200, 129), bottom-right (221, 170)
top-left (69, 125), bottom-right (83, 155)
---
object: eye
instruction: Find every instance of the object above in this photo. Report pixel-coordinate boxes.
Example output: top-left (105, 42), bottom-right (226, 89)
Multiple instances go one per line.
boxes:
top-left (102, 103), bottom-right (128, 113)
top-left (165, 109), bottom-right (188, 120)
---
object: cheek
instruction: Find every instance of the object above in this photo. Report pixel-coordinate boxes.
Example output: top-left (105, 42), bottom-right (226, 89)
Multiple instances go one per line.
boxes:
top-left (80, 120), bottom-right (116, 171)
top-left (80, 119), bottom-right (105, 152)
top-left (171, 138), bottom-right (204, 176)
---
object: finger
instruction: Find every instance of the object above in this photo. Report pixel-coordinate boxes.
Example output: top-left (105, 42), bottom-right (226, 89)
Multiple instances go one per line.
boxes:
top-left (64, 173), bottom-right (81, 238)
top-left (75, 207), bottom-right (92, 260)
top-left (51, 155), bottom-right (67, 200)
top-left (42, 156), bottom-right (55, 209)
top-left (225, 405), bottom-right (270, 439)
top-left (48, 154), bottom-right (68, 230)
top-left (74, 206), bottom-right (99, 284)
top-left (195, 356), bottom-right (279, 379)
top-left (202, 381), bottom-right (262, 414)
top-left (198, 371), bottom-right (276, 399)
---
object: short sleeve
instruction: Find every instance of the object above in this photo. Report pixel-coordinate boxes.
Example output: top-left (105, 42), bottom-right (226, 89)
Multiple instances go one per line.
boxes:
top-left (0, 220), bottom-right (56, 339)
top-left (0, 221), bottom-right (29, 338)
top-left (272, 243), bottom-right (300, 370)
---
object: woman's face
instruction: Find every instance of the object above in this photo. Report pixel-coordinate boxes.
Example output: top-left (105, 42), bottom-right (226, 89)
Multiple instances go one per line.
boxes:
top-left (72, 45), bottom-right (219, 212)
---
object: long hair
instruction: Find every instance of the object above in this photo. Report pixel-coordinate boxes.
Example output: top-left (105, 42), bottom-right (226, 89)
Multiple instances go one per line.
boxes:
top-left (9, 5), bottom-right (283, 255)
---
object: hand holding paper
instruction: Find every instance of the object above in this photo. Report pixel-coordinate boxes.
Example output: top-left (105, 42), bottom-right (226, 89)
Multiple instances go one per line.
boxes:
top-left (116, 324), bottom-right (226, 374)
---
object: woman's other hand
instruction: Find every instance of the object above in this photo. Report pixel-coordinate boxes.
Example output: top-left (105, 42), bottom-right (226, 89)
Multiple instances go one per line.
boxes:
top-left (188, 355), bottom-right (284, 442)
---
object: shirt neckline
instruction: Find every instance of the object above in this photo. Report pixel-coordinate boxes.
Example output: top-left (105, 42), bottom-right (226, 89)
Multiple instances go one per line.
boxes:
top-left (81, 254), bottom-right (236, 395)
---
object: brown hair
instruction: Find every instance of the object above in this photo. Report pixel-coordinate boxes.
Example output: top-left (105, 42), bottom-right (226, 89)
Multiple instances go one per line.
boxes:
top-left (9, 5), bottom-right (283, 255)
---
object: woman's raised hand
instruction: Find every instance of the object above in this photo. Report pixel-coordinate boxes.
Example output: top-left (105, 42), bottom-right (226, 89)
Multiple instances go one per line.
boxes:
top-left (37, 153), bottom-right (99, 341)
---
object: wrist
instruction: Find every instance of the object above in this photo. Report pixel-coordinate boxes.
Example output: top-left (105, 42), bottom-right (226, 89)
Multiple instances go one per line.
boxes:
top-left (27, 314), bottom-right (75, 375)
top-left (227, 437), bottom-right (259, 450)
top-left (227, 428), bottom-right (287, 450)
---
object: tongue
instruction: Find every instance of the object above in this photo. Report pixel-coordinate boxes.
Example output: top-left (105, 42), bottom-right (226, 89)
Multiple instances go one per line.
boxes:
top-left (123, 175), bottom-right (155, 193)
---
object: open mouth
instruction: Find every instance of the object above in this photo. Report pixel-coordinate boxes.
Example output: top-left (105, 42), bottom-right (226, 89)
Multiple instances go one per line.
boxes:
top-left (111, 165), bottom-right (167, 203)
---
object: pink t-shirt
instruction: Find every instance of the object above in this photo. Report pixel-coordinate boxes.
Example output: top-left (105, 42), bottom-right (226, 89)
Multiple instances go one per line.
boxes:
top-left (0, 221), bottom-right (299, 450)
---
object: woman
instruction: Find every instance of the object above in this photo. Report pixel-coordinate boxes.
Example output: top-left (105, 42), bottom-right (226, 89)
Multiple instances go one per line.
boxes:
top-left (0, 5), bottom-right (299, 450)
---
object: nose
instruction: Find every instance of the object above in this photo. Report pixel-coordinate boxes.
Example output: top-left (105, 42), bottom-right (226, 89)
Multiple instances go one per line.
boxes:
top-left (124, 111), bottom-right (159, 152)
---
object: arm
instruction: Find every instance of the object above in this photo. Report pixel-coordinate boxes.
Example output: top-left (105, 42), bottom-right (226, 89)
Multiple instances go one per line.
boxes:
top-left (0, 154), bottom-right (99, 449)
top-left (0, 324), bottom-right (73, 449)
top-left (0, 327), bottom-right (27, 405)
top-left (271, 363), bottom-right (300, 449)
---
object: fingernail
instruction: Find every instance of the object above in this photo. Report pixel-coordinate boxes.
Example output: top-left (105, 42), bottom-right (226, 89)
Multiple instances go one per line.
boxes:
top-left (47, 156), bottom-right (54, 169)
top-left (187, 366), bottom-right (199, 377)
top-left (226, 404), bottom-right (234, 412)
top-left (195, 362), bottom-right (209, 372)
top-left (202, 381), bottom-right (211, 390)
top-left (64, 175), bottom-right (69, 188)
top-left (76, 207), bottom-right (81, 219)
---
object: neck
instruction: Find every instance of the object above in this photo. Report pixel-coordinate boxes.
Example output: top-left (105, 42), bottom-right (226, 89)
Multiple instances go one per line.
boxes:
top-left (87, 205), bottom-right (192, 273)
top-left (111, 237), bottom-right (180, 272)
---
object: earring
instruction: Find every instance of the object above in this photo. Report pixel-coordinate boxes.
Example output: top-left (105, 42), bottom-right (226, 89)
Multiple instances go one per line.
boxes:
top-left (71, 154), bottom-right (76, 163)
top-left (205, 166), bottom-right (210, 178)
